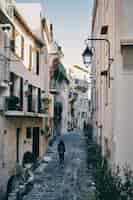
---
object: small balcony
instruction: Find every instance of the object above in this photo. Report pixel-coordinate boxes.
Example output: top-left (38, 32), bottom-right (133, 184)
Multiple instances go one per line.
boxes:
top-left (27, 95), bottom-right (50, 117)
top-left (74, 79), bottom-right (88, 92)
top-left (0, 96), bottom-right (23, 117)
top-left (40, 96), bottom-right (51, 115)
top-left (0, 95), bottom-right (49, 118)
top-left (6, 96), bottom-right (22, 111)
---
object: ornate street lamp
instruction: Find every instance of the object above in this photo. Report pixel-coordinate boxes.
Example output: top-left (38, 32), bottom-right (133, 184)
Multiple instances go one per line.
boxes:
top-left (82, 38), bottom-right (114, 87)
top-left (82, 45), bottom-right (93, 67)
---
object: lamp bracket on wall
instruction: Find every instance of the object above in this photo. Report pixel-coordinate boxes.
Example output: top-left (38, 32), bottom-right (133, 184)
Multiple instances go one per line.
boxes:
top-left (101, 70), bottom-right (108, 76)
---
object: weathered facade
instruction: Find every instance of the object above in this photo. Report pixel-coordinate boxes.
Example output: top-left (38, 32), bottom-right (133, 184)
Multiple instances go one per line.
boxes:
top-left (0, 1), bottom-right (53, 195)
top-left (91, 0), bottom-right (133, 168)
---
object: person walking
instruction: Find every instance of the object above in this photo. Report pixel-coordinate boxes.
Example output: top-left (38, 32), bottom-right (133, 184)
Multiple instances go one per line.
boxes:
top-left (57, 140), bottom-right (66, 166)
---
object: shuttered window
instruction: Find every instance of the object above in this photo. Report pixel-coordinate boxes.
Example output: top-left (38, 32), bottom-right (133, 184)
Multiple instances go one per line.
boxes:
top-left (122, 45), bottom-right (133, 71)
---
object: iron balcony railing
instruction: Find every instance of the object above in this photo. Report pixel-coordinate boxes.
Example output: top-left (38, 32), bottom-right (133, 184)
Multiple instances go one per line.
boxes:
top-left (0, 96), bottom-right (23, 112)
top-left (0, 95), bottom-right (50, 115)
top-left (27, 95), bottom-right (50, 114)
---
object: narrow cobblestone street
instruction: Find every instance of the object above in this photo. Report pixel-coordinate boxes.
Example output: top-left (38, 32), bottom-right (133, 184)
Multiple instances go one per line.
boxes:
top-left (23, 132), bottom-right (95, 200)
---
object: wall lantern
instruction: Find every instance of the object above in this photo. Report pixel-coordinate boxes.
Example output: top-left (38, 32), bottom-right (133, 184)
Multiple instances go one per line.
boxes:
top-left (82, 46), bottom-right (93, 67)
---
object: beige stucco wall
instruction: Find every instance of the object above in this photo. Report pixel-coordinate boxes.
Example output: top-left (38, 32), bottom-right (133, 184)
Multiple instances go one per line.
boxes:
top-left (92, 0), bottom-right (133, 168)
top-left (0, 116), bottom-right (48, 192)
top-left (0, 4), bottom-right (51, 194)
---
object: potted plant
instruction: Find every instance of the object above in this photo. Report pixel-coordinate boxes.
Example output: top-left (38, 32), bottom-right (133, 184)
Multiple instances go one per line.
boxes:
top-left (6, 96), bottom-right (20, 111)
top-left (42, 97), bottom-right (51, 104)
top-left (41, 125), bottom-right (51, 139)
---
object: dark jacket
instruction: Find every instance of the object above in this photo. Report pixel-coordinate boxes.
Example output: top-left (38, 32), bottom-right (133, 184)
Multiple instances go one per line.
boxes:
top-left (57, 141), bottom-right (65, 154)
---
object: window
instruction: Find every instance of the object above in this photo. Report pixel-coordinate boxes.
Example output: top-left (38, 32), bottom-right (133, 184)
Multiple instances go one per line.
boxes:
top-left (29, 45), bottom-right (33, 71)
top-left (101, 25), bottom-right (108, 35)
top-left (21, 36), bottom-right (24, 60)
top-left (75, 79), bottom-right (79, 84)
top-left (27, 84), bottom-right (33, 112)
top-left (26, 127), bottom-right (32, 139)
top-left (10, 72), bottom-right (15, 96)
top-left (14, 30), bottom-right (25, 60)
top-left (38, 88), bottom-right (41, 113)
top-left (104, 137), bottom-right (111, 158)
top-left (19, 77), bottom-right (23, 110)
top-left (122, 45), bottom-right (133, 71)
top-left (29, 46), bottom-right (38, 72)
top-left (82, 112), bottom-right (87, 118)
top-left (10, 40), bottom-right (15, 52)
top-left (15, 30), bottom-right (21, 57)
top-left (36, 51), bottom-right (40, 75)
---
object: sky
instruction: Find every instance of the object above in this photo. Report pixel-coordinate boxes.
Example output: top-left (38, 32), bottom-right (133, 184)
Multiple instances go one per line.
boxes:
top-left (16, 0), bottom-right (93, 69)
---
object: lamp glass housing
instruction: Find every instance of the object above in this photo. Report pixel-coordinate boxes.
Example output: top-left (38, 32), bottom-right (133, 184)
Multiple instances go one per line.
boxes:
top-left (82, 46), bottom-right (93, 67)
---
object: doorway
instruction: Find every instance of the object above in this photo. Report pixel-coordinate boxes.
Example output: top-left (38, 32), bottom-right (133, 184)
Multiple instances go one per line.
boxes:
top-left (32, 127), bottom-right (40, 161)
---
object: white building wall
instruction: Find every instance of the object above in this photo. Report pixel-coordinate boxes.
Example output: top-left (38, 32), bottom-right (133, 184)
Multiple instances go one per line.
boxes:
top-left (113, 0), bottom-right (133, 168)
top-left (92, 0), bottom-right (133, 168)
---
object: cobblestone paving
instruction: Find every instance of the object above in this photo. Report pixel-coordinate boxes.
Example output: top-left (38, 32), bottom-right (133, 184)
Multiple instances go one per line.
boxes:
top-left (23, 132), bottom-right (95, 200)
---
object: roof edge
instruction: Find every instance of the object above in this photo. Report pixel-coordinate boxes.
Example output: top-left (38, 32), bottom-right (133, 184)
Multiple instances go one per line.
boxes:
top-left (14, 7), bottom-right (44, 47)
top-left (91, 0), bottom-right (98, 34)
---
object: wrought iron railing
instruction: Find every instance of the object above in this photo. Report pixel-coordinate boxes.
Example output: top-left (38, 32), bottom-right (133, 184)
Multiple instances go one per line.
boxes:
top-left (0, 95), bottom-right (50, 114)
top-left (0, 96), bottom-right (23, 111)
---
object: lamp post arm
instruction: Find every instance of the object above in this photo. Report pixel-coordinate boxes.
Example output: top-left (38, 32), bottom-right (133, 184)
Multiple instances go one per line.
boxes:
top-left (85, 38), bottom-right (114, 88)
top-left (85, 38), bottom-right (112, 69)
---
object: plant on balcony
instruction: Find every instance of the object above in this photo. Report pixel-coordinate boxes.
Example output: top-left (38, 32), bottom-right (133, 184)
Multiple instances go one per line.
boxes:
top-left (42, 97), bottom-right (51, 105)
top-left (39, 97), bottom-right (51, 114)
top-left (41, 125), bottom-right (51, 139)
top-left (6, 96), bottom-right (21, 111)
top-left (50, 64), bottom-right (69, 90)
